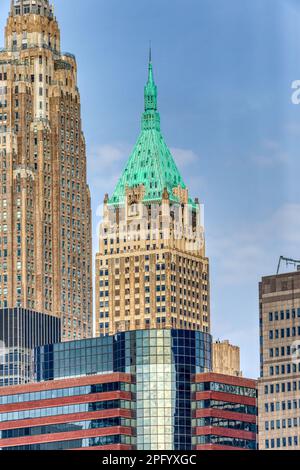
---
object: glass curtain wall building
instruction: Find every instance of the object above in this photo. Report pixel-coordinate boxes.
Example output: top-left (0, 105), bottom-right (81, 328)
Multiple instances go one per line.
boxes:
top-left (0, 329), bottom-right (211, 450)
top-left (0, 308), bottom-right (61, 387)
top-left (135, 330), bottom-right (210, 450)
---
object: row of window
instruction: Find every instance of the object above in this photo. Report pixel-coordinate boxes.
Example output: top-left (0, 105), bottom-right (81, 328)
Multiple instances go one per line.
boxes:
top-left (269, 345), bottom-right (298, 358)
top-left (194, 435), bottom-right (256, 449)
top-left (264, 380), bottom-right (300, 395)
top-left (265, 416), bottom-right (300, 431)
top-left (264, 399), bottom-right (300, 413)
top-left (194, 417), bottom-right (256, 433)
top-left (268, 309), bottom-right (300, 322)
top-left (0, 400), bottom-right (133, 423)
top-left (0, 382), bottom-right (132, 406)
top-left (0, 417), bottom-right (133, 440)
top-left (1, 435), bottom-right (132, 451)
top-left (269, 326), bottom-right (300, 340)
top-left (265, 436), bottom-right (299, 449)
top-left (192, 399), bottom-right (257, 415)
top-left (269, 363), bottom-right (300, 376)
top-left (193, 381), bottom-right (256, 398)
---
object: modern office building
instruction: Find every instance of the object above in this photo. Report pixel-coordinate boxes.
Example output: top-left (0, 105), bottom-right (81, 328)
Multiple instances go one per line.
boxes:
top-left (0, 329), bottom-right (212, 450)
top-left (0, 0), bottom-right (93, 340)
top-left (95, 55), bottom-right (210, 337)
top-left (258, 269), bottom-right (300, 450)
top-left (192, 373), bottom-right (257, 450)
top-left (0, 308), bottom-right (60, 386)
top-left (0, 328), bottom-right (257, 451)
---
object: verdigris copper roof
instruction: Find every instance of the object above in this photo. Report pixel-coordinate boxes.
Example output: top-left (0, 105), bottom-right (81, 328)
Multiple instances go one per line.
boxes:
top-left (108, 57), bottom-right (191, 206)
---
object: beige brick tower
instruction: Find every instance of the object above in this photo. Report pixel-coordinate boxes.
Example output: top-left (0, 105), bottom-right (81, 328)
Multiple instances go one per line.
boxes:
top-left (95, 55), bottom-right (210, 337)
top-left (0, 1), bottom-right (92, 340)
top-left (258, 269), bottom-right (300, 450)
top-left (212, 340), bottom-right (242, 377)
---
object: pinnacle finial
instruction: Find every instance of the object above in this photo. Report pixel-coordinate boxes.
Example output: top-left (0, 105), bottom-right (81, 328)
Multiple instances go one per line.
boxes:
top-left (143, 48), bottom-right (159, 129)
top-left (147, 45), bottom-right (154, 86)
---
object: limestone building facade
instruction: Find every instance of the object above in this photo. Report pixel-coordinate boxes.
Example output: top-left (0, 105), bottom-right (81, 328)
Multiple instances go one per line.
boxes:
top-left (258, 270), bottom-right (300, 450)
top-left (0, 1), bottom-right (93, 340)
top-left (212, 340), bottom-right (242, 377)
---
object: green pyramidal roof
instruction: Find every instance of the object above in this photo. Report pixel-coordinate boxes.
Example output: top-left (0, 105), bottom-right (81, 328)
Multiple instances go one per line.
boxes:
top-left (108, 55), bottom-right (192, 206)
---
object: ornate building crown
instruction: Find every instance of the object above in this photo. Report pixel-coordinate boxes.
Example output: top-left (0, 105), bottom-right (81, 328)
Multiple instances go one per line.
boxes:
top-left (109, 54), bottom-right (197, 207)
top-left (10, 0), bottom-right (53, 18)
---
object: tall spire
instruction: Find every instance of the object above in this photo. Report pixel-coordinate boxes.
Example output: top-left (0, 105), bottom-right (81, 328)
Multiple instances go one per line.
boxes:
top-left (144, 47), bottom-right (157, 112)
top-left (142, 48), bottom-right (160, 130)
top-left (109, 55), bottom-right (188, 206)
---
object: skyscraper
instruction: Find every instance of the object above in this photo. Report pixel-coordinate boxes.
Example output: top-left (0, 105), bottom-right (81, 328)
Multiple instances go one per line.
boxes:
top-left (212, 340), bottom-right (242, 377)
top-left (258, 269), bottom-right (300, 450)
top-left (0, 1), bottom-right (93, 340)
top-left (96, 55), bottom-right (210, 336)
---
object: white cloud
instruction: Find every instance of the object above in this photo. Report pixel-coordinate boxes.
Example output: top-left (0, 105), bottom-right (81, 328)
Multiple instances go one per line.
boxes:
top-left (87, 143), bottom-right (130, 196)
top-left (88, 144), bottom-right (201, 195)
top-left (170, 147), bottom-right (206, 193)
top-left (252, 152), bottom-right (289, 167)
top-left (170, 147), bottom-right (200, 167)
top-left (286, 122), bottom-right (300, 136)
top-left (209, 203), bottom-right (300, 377)
top-left (270, 203), bottom-right (300, 244)
top-left (89, 144), bottom-right (129, 168)
top-left (208, 203), bottom-right (300, 286)
top-left (251, 139), bottom-right (289, 167)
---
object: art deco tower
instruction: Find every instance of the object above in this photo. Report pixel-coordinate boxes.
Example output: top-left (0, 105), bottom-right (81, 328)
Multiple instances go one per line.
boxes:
top-left (95, 56), bottom-right (210, 337)
top-left (0, 1), bottom-right (93, 340)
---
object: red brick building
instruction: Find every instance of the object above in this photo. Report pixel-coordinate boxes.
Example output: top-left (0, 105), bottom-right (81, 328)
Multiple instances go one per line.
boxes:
top-left (0, 332), bottom-right (257, 451)
top-left (0, 373), bottom-right (135, 450)
top-left (0, 371), bottom-right (257, 451)
top-left (192, 373), bottom-right (257, 450)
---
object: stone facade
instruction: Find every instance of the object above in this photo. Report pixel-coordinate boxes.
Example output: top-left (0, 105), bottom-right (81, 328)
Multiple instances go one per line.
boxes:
top-left (0, 1), bottom-right (92, 340)
top-left (212, 340), bottom-right (242, 377)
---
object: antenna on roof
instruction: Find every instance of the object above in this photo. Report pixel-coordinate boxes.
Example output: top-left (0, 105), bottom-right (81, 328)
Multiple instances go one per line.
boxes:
top-left (277, 256), bottom-right (300, 275)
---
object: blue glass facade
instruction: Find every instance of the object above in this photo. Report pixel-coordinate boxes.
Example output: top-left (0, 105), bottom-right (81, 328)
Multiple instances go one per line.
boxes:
top-left (135, 330), bottom-right (211, 450)
top-left (35, 329), bottom-right (211, 380)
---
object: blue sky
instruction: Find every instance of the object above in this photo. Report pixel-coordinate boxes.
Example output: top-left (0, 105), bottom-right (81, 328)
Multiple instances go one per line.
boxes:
top-left (1, 0), bottom-right (300, 378)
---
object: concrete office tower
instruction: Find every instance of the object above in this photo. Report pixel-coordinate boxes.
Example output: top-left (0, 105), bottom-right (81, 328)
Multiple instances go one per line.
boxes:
top-left (258, 269), bottom-right (300, 450)
top-left (213, 340), bottom-right (242, 377)
top-left (95, 56), bottom-right (210, 336)
top-left (0, 1), bottom-right (93, 340)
